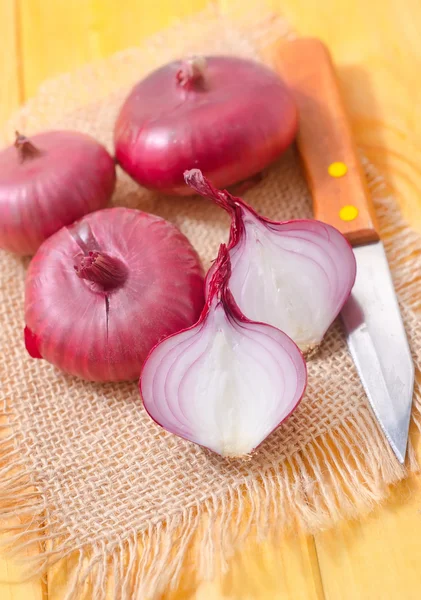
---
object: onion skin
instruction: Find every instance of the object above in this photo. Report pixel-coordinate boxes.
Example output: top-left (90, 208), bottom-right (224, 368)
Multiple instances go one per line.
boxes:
top-left (0, 131), bottom-right (116, 255)
top-left (24, 207), bottom-right (204, 382)
top-left (140, 245), bottom-right (307, 457)
top-left (114, 56), bottom-right (297, 195)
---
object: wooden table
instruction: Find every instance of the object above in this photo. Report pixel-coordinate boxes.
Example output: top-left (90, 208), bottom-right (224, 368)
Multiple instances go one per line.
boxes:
top-left (1, 1), bottom-right (421, 598)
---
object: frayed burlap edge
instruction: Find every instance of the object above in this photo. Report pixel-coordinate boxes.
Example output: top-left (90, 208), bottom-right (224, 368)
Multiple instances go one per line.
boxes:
top-left (1, 400), bottom-right (420, 598)
top-left (1, 6), bottom-right (421, 600)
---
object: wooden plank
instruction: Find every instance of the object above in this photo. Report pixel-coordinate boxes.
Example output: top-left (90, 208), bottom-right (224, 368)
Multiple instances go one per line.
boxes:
top-left (267, 1), bottom-right (421, 598)
top-left (268, 0), bottom-right (421, 234)
top-left (18, 0), bottom-right (209, 100)
top-left (0, 420), bottom-right (44, 600)
top-left (0, 2), bottom-right (43, 596)
top-left (0, 0), bottom-right (21, 126)
top-left (19, 0), bottom-right (102, 100)
top-left (315, 471), bottom-right (421, 600)
top-left (0, 528), bottom-right (45, 600)
top-left (193, 534), bottom-right (324, 600)
top-left (10, 1), bottom-right (421, 599)
top-left (47, 532), bottom-right (324, 600)
top-left (19, 1), bottom-right (323, 598)
top-left (87, 0), bottom-right (210, 58)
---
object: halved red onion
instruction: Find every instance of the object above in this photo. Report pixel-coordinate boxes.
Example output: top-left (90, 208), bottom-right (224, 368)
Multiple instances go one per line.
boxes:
top-left (140, 245), bottom-right (307, 457)
top-left (184, 169), bottom-right (357, 353)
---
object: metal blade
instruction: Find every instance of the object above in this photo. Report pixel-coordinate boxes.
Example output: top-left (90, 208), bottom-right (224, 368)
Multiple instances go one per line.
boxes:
top-left (341, 241), bottom-right (414, 463)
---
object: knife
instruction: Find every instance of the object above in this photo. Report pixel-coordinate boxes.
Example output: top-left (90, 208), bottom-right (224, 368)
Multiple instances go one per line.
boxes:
top-left (275, 38), bottom-right (414, 462)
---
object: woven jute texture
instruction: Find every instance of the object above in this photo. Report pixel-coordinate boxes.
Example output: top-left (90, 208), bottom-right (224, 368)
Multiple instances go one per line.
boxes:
top-left (1, 5), bottom-right (421, 599)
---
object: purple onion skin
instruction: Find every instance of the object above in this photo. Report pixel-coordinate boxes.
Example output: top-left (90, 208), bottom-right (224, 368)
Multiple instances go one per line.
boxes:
top-left (0, 131), bottom-right (116, 255)
top-left (24, 207), bottom-right (205, 382)
top-left (114, 56), bottom-right (298, 195)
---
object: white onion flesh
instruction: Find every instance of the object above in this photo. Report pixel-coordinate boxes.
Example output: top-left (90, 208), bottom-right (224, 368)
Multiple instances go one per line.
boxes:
top-left (229, 213), bottom-right (355, 350)
top-left (140, 248), bottom-right (307, 457)
top-left (184, 169), bottom-right (357, 352)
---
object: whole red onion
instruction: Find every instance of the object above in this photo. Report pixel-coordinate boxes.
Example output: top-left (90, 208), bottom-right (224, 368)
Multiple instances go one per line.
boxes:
top-left (0, 131), bottom-right (116, 255)
top-left (24, 207), bottom-right (204, 381)
top-left (114, 56), bottom-right (297, 195)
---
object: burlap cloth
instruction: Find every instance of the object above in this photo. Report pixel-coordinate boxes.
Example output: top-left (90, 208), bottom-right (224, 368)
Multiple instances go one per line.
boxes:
top-left (1, 5), bottom-right (421, 599)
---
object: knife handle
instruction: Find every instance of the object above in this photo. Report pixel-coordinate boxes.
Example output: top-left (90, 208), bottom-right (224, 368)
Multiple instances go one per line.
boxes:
top-left (274, 38), bottom-right (379, 246)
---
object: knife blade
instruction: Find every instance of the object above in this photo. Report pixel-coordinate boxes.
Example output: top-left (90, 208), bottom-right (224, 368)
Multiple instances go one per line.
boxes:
top-left (342, 242), bottom-right (414, 462)
top-left (275, 38), bottom-right (414, 462)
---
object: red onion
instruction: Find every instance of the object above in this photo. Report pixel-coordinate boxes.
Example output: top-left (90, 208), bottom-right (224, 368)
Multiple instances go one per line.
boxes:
top-left (0, 131), bottom-right (116, 255)
top-left (185, 169), bottom-right (357, 354)
top-left (24, 207), bottom-right (204, 381)
top-left (140, 245), bottom-right (307, 457)
top-left (114, 56), bottom-right (297, 195)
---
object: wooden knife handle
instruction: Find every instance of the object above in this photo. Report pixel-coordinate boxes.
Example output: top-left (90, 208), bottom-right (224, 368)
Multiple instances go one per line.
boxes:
top-left (275, 38), bottom-right (379, 245)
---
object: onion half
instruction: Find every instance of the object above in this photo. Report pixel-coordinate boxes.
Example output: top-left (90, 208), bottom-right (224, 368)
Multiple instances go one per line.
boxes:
top-left (185, 169), bottom-right (357, 353)
top-left (0, 131), bottom-right (116, 255)
top-left (114, 56), bottom-right (297, 195)
top-left (24, 207), bottom-right (204, 381)
top-left (140, 245), bottom-right (307, 457)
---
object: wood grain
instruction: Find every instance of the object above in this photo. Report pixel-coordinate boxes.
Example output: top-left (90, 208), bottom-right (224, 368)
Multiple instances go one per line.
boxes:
top-left (272, 0), bottom-right (421, 235)
top-left (0, 0), bottom-right (21, 124)
top-left (271, 2), bottom-right (421, 599)
top-left (18, 0), bottom-right (208, 99)
top-left (0, 5), bottom-right (43, 598)
top-left (195, 532), bottom-right (324, 600)
top-left (316, 465), bottom-right (421, 600)
top-left (275, 38), bottom-right (379, 245)
top-left (1, 1), bottom-right (421, 599)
